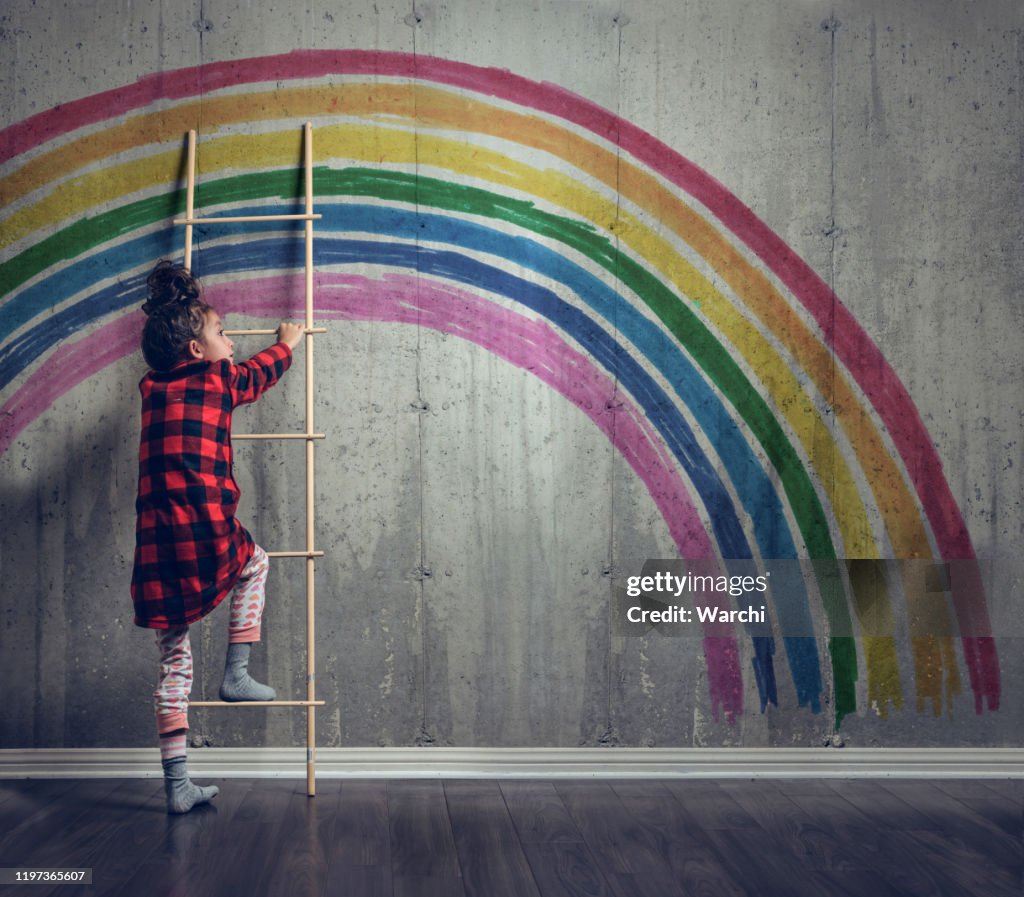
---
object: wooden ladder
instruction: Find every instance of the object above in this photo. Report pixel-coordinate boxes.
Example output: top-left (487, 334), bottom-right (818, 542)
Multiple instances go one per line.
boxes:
top-left (174, 123), bottom-right (325, 797)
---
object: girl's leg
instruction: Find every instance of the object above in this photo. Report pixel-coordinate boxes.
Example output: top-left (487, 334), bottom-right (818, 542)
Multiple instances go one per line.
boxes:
top-left (154, 625), bottom-right (192, 755)
top-left (154, 627), bottom-right (217, 813)
top-left (220, 545), bottom-right (276, 701)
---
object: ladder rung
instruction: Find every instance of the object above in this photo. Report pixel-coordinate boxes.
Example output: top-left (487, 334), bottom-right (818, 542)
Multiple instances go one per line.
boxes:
top-left (225, 327), bottom-right (327, 336)
top-left (191, 700), bottom-right (326, 707)
top-left (174, 213), bottom-right (322, 224)
top-left (233, 432), bottom-right (326, 440)
top-left (266, 550), bottom-right (325, 558)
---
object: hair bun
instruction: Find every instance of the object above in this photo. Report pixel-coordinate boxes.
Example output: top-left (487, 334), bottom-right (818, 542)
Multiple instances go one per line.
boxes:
top-left (142, 260), bottom-right (201, 316)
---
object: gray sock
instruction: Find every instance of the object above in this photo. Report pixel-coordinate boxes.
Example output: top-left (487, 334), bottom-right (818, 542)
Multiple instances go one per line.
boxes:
top-left (162, 757), bottom-right (218, 814)
top-left (219, 642), bottom-right (276, 702)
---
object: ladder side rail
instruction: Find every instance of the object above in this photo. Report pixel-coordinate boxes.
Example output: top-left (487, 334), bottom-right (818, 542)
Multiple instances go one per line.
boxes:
top-left (303, 121), bottom-right (318, 797)
top-left (183, 130), bottom-right (197, 271)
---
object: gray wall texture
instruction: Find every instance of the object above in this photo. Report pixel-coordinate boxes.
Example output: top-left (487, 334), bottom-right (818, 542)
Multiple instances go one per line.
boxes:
top-left (1, 0), bottom-right (1021, 750)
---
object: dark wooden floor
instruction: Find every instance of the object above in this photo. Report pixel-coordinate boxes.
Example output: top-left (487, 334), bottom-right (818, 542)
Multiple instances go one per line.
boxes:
top-left (0, 777), bottom-right (1020, 897)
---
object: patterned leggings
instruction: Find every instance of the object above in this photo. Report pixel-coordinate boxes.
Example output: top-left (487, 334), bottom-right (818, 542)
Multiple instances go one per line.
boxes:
top-left (154, 545), bottom-right (270, 736)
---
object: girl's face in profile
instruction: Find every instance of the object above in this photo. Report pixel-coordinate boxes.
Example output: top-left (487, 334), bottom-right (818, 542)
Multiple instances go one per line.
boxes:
top-left (192, 309), bottom-right (235, 364)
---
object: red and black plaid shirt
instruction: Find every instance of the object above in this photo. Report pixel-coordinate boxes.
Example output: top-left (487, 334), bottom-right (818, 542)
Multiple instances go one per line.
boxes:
top-left (131, 342), bottom-right (292, 629)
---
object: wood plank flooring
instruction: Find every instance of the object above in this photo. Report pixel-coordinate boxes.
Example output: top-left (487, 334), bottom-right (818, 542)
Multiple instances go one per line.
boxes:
top-left (0, 778), bottom-right (1019, 897)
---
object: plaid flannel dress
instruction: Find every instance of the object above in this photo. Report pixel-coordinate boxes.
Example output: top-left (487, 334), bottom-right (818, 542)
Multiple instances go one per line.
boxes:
top-left (131, 342), bottom-right (292, 629)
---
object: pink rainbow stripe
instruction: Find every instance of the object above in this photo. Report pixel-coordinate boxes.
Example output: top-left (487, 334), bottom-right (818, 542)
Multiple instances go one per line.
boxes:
top-left (3, 271), bottom-right (743, 720)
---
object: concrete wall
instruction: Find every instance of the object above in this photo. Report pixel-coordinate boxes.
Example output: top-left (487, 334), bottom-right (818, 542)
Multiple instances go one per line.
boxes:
top-left (1, 0), bottom-right (1021, 750)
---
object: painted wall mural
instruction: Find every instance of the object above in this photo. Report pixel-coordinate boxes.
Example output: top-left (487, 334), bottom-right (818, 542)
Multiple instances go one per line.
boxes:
top-left (0, 50), bottom-right (1001, 729)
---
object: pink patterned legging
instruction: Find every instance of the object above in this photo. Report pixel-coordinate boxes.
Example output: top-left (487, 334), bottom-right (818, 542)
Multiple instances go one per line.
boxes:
top-left (154, 545), bottom-right (269, 736)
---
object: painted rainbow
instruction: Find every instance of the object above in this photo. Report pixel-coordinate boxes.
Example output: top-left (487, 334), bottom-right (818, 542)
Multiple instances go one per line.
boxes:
top-left (0, 50), bottom-right (1000, 725)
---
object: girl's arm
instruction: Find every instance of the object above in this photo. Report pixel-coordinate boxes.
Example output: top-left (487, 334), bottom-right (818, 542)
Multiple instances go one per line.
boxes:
top-left (228, 321), bottom-right (303, 407)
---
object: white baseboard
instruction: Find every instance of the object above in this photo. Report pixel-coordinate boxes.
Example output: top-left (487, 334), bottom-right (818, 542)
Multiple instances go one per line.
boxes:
top-left (1, 747), bottom-right (1022, 779)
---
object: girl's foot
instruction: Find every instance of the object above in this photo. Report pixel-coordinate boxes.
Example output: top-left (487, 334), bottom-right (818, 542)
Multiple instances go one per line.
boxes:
top-left (219, 642), bottom-right (276, 702)
top-left (163, 758), bottom-right (218, 814)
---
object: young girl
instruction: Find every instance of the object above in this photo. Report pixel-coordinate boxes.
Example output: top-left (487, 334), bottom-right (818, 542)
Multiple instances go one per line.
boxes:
top-left (131, 260), bottom-right (303, 814)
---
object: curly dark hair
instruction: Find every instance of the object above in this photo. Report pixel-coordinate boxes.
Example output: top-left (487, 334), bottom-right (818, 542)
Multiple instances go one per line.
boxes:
top-left (140, 260), bottom-right (211, 370)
